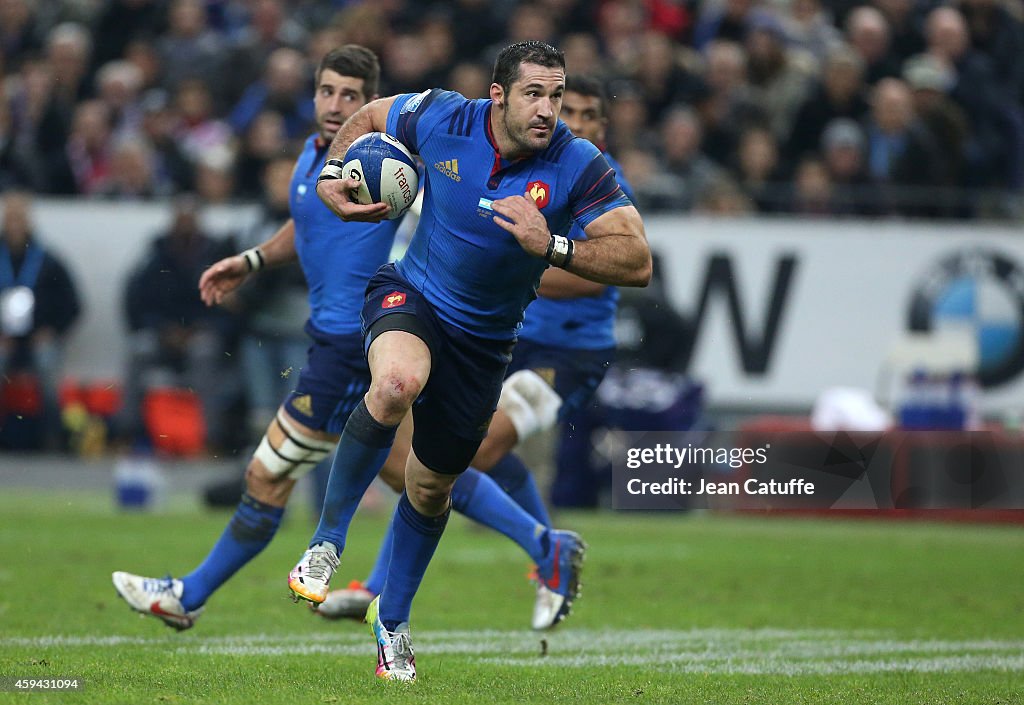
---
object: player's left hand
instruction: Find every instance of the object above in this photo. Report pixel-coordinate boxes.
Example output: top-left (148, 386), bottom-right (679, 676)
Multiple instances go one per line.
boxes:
top-left (491, 194), bottom-right (550, 258)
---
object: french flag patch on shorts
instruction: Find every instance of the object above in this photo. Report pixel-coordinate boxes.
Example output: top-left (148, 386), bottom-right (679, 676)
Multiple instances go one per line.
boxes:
top-left (382, 291), bottom-right (406, 309)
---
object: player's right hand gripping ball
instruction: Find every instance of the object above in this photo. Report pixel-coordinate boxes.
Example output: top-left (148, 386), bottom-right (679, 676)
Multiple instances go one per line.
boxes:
top-left (342, 133), bottom-right (418, 220)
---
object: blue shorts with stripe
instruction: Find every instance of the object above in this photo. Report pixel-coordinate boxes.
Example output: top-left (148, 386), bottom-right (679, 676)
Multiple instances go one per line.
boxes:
top-left (361, 263), bottom-right (513, 473)
top-left (282, 321), bottom-right (370, 435)
top-left (505, 338), bottom-right (614, 421)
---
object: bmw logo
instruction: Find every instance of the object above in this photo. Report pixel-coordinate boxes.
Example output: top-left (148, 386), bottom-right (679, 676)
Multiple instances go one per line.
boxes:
top-left (908, 249), bottom-right (1024, 387)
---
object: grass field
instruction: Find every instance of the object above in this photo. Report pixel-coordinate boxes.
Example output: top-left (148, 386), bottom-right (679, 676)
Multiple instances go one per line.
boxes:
top-left (1, 489), bottom-right (1022, 704)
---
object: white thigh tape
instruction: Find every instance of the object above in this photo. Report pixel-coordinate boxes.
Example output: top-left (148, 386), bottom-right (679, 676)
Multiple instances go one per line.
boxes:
top-left (254, 412), bottom-right (336, 478)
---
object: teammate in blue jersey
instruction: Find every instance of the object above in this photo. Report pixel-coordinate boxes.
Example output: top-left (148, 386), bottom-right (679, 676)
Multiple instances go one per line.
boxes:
top-left (318, 74), bottom-right (635, 632)
top-left (291, 42), bottom-right (651, 681)
top-left (110, 45), bottom-right (397, 630)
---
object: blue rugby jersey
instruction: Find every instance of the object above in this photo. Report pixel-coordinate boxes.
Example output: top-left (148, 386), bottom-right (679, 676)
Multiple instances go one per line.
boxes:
top-left (290, 135), bottom-right (401, 336)
top-left (385, 89), bottom-right (632, 340)
top-left (519, 153), bottom-right (635, 350)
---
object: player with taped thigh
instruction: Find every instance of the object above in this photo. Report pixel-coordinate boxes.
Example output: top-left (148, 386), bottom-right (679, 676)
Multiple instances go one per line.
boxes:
top-left (292, 43), bottom-right (650, 681)
top-left (110, 46), bottom-right (399, 631)
top-left (319, 75), bottom-right (635, 631)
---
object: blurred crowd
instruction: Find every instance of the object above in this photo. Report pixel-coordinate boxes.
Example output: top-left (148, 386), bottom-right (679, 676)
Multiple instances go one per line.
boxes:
top-left (1, 0), bottom-right (1023, 218)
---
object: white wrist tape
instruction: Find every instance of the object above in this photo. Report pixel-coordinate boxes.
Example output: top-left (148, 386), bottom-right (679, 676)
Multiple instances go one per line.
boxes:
top-left (242, 247), bottom-right (265, 272)
top-left (317, 159), bottom-right (345, 183)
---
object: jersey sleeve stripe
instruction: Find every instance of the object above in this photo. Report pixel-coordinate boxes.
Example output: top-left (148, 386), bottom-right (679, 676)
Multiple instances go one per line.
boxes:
top-left (574, 187), bottom-right (629, 220)
top-left (577, 167), bottom-right (615, 202)
top-left (396, 89), bottom-right (441, 151)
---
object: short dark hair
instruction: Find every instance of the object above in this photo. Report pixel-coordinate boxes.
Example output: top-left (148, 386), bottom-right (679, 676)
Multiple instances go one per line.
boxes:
top-left (564, 74), bottom-right (608, 117)
top-left (317, 44), bottom-right (380, 97)
top-left (491, 41), bottom-right (565, 93)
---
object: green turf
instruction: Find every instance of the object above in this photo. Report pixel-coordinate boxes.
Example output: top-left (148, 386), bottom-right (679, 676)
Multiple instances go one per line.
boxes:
top-left (1, 490), bottom-right (1022, 704)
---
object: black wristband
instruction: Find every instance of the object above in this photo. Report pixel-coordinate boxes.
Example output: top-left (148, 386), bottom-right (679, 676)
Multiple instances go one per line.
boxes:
top-left (317, 159), bottom-right (346, 184)
top-left (545, 234), bottom-right (573, 268)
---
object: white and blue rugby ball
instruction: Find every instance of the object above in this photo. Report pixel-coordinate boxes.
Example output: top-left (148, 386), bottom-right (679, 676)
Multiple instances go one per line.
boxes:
top-left (342, 132), bottom-right (418, 220)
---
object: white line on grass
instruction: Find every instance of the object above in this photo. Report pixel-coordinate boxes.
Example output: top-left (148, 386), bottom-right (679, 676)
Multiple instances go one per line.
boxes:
top-left (4, 629), bottom-right (1023, 675)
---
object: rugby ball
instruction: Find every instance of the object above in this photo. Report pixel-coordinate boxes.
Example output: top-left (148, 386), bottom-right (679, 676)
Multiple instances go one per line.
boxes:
top-left (342, 132), bottom-right (418, 220)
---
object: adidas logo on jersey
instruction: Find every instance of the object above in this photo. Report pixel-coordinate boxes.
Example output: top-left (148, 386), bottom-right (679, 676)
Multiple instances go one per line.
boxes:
top-left (434, 159), bottom-right (462, 182)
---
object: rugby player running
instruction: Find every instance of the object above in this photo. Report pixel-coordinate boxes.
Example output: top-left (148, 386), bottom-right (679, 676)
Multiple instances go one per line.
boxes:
top-left (290, 42), bottom-right (650, 681)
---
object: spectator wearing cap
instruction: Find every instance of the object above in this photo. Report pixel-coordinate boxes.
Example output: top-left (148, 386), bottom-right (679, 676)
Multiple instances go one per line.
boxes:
top-left (820, 117), bottom-right (882, 215)
top-left (903, 53), bottom-right (971, 213)
top-left (785, 44), bottom-right (870, 172)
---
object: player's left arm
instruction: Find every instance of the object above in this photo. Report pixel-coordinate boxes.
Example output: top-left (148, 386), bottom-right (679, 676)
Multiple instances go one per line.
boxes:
top-left (315, 96), bottom-right (398, 222)
top-left (492, 199), bottom-right (651, 287)
top-left (536, 265), bottom-right (607, 299)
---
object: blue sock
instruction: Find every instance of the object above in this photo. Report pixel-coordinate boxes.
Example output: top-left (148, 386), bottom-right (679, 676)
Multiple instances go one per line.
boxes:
top-left (379, 492), bottom-right (449, 629)
top-left (487, 453), bottom-right (551, 528)
top-left (363, 503), bottom-right (397, 596)
top-left (311, 399), bottom-right (396, 552)
top-left (452, 468), bottom-right (549, 564)
top-left (180, 493), bottom-right (284, 611)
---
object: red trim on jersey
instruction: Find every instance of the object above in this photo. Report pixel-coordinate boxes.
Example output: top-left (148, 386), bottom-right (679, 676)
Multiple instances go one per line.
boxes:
top-left (484, 105), bottom-right (503, 178)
